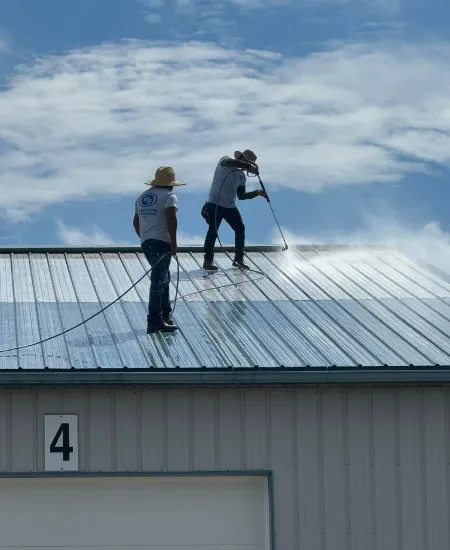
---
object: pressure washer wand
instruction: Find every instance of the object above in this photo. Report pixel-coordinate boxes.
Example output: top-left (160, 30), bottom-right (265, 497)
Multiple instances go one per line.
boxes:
top-left (256, 174), bottom-right (289, 252)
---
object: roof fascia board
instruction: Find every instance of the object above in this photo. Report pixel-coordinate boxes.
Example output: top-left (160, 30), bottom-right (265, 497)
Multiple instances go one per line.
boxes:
top-left (0, 368), bottom-right (449, 388)
top-left (0, 244), bottom-right (390, 254)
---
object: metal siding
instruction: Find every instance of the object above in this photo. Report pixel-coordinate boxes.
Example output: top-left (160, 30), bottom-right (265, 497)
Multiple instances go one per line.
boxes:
top-left (88, 391), bottom-right (113, 472)
top-left (2, 247), bottom-right (450, 369)
top-left (10, 392), bottom-right (35, 472)
top-left (372, 389), bottom-right (400, 549)
top-left (321, 390), bottom-right (347, 549)
top-left (0, 392), bottom-right (9, 471)
top-left (347, 390), bottom-right (374, 550)
top-left (269, 391), bottom-right (297, 549)
top-left (296, 390), bottom-right (322, 550)
top-left (1, 387), bottom-right (450, 547)
top-left (192, 391), bottom-right (218, 471)
top-left (398, 389), bottom-right (425, 550)
top-left (218, 390), bottom-right (244, 471)
top-left (244, 391), bottom-right (268, 470)
top-left (36, 391), bottom-right (60, 471)
top-left (114, 390), bottom-right (139, 472)
top-left (423, 389), bottom-right (450, 550)
top-left (166, 390), bottom-right (193, 471)
top-left (140, 391), bottom-right (166, 472)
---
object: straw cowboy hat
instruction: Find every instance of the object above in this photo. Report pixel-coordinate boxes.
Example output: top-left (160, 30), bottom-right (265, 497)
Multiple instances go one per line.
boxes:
top-left (234, 149), bottom-right (257, 163)
top-left (146, 166), bottom-right (185, 187)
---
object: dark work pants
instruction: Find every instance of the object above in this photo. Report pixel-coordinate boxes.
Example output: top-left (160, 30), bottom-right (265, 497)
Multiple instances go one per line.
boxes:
top-left (141, 239), bottom-right (172, 325)
top-left (203, 202), bottom-right (245, 263)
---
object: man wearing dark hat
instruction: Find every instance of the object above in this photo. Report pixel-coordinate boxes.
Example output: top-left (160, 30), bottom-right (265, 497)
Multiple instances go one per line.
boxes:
top-left (133, 166), bottom-right (185, 334)
top-left (202, 149), bottom-right (267, 271)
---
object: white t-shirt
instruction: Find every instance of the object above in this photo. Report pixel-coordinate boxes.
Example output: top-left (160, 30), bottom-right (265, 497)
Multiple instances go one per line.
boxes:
top-left (208, 156), bottom-right (246, 208)
top-left (135, 187), bottom-right (178, 244)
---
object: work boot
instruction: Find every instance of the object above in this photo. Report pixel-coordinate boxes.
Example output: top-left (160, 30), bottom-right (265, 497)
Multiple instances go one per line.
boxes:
top-left (203, 260), bottom-right (219, 272)
top-left (232, 259), bottom-right (250, 270)
top-left (147, 321), bottom-right (178, 334)
top-left (163, 315), bottom-right (174, 326)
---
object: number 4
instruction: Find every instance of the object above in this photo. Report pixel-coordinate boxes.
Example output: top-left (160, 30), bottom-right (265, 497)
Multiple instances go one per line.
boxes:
top-left (50, 423), bottom-right (74, 461)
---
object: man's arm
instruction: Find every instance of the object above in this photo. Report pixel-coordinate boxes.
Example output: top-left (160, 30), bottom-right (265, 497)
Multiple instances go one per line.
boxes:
top-left (166, 206), bottom-right (178, 255)
top-left (133, 213), bottom-right (140, 237)
top-left (220, 157), bottom-right (259, 175)
top-left (237, 186), bottom-right (267, 201)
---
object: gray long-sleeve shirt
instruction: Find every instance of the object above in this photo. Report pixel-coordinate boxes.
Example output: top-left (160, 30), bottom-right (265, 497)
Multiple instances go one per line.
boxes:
top-left (207, 156), bottom-right (259, 208)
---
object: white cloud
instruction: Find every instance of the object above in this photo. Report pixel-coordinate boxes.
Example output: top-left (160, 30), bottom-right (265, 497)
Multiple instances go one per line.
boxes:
top-left (145, 13), bottom-right (163, 23)
top-left (133, 0), bottom-right (400, 41)
top-left (177, 231), bottom-right (205, 244)
top-left (57, 221), bottom-right (206, 247)
top-left (1, 39), bottom-right (450, 220)
top-left (57, 220), bottom-right (132, 246)
top-left (135, 0), bottom-right (165, 7)
top-left (272, 216), bottom-right (450, 279)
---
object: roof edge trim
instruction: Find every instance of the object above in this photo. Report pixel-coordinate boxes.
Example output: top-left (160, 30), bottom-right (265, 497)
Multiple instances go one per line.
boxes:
top-left (0, 244), bottom-right (391, 254)
top-left (0, 368), bottom-right (449, 388)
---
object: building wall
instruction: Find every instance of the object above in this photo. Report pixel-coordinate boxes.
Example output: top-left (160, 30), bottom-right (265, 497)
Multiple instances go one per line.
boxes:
top-left (0, 385), bottom-right (448, 550)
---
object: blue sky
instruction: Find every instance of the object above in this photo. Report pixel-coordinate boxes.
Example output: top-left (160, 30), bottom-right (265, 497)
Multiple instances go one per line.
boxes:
top-left (0, 0), bottom-right (449, 248)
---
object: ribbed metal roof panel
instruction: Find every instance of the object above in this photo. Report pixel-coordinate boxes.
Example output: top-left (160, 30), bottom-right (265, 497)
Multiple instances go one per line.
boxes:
top-left (1, 246), bottom-right (450, 370)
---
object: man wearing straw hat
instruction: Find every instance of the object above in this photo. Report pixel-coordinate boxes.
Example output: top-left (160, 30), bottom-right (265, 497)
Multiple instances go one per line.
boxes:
top-left (133, 166), bottom-right (185, 334)
top-left (202, 149), bottom-right (267, 272)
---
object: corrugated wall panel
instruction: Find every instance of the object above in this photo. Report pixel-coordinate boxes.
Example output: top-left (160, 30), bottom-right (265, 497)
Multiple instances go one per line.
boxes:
top-left (218, 391), bottom-right (244, 471)
top-left (114, 390), bottom-right (139, 472)
top-left (141, 391), bottom-right (166, 471)
top-left (269, 391), bottom-right (297, 549)
top-left (372, 389), bottom-right (399, 549)
top-left (36, 391), bottom-right (60, 471)
top-left (10, 391), bottom-right (35, 472)
top-left (192, 390), bottom-right (218, 471)
top-left (1, 386), bottom-right (450, 549)
top-left (321, 390), bottom-right (348, 549)
top-left (398, 389), bottom-right (426, 550)
top-left (347, 390), bottom-right (374, 550)
top-left (88, 391), bottom-right (113, 472)
top-left (244, 391), bottom-right (268, 470)
top-left (0, 392), bottom-right (9, 472)
top-left (166, 390), bottom-right (193, 471)
top-left (423, 388), bottom-right (450, 550)
top-left (296, 390), bottom-right (323, 550)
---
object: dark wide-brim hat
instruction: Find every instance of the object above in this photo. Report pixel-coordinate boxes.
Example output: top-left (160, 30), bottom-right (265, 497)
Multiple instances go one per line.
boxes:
top-left (146, 166), bottom-right (185, 187)
top-left (234, 149), bottom-right (257, 163)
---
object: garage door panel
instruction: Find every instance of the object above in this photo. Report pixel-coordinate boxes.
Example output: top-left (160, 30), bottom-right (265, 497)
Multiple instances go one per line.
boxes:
top-left (0, 476), bottom-right (269, 549)
top-left (2, 547), bottom-right (264, 550)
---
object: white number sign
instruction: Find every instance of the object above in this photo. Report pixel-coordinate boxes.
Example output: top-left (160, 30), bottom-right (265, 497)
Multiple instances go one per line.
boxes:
top-left (44, 415), bottom-right (79, 471)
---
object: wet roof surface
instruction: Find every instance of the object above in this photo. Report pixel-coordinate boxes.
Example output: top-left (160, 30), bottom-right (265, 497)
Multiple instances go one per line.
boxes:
top-left (1, 246), bottom-right (450, 370)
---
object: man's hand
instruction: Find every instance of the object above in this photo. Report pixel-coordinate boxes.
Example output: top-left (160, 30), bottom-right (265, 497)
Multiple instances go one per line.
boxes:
top-left (247, 162), bottom-right (259, 175)
top-left (257, 190), bottom-right (268, 199)
top-left (171, 243), bottom-right (177, 256)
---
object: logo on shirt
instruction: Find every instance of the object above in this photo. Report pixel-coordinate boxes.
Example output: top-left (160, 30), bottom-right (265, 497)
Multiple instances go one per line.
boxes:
top-left (139, 193), bottom-right (158, 208)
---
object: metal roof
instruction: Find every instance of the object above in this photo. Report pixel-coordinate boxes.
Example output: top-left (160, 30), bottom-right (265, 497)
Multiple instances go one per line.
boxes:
top-left (1, 245), bottom-right (450, 385)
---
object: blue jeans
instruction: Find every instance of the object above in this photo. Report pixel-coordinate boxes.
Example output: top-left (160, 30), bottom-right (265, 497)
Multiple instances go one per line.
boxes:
top-left (203, 203), bottom-right (245, 262)
top-left (141, 239), bottom-right (172, 325)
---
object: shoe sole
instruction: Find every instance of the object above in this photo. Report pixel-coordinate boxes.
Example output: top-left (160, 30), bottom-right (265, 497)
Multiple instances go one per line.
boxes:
top-left (147, 327), bottom-right (178, 334)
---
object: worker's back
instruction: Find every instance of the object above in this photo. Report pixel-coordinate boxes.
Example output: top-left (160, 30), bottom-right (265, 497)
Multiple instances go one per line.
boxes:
top-left (208, 156), bottom-right (246, 208)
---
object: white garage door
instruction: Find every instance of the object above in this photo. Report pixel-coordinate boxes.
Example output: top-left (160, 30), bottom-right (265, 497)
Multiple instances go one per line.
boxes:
top-left (0, 475), bottom-right (270, 550)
